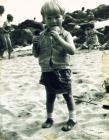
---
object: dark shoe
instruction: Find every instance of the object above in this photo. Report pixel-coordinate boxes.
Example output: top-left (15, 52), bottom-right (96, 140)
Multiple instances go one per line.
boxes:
top-left (61, 119), bottom-right (76, 132)
top-left (42, 118), bottom-right (53, 128)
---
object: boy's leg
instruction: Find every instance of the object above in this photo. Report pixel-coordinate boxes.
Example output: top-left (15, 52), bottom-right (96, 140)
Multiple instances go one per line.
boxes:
top-left (62, 90), bottom-right (77, 131)
top-left (46, 87), bottom-right (56, 118)
top-left (42, 86), bottom-right (56, 128)
top-left (63, 92), bottom-right (76, 121)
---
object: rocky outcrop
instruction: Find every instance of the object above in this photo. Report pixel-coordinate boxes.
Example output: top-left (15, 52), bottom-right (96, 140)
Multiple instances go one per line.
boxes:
top-left (10, 20), bottom-right (44, 47)
top-left (92, 4), bottom-right (109, 20)
top-left (10, 29), bottom-right (33, 47)
top-left (9, 5), bottom-right (109, 49)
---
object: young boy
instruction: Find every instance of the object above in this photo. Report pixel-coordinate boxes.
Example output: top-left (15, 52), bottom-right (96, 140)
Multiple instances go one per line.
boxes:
top-left (33, 0), bottom-right (76, 131)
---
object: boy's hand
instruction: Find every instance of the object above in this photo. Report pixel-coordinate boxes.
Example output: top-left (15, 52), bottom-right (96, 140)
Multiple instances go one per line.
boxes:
top-left (32, 36), bottom-right (39, 43)
top-left (50, 30), bottom-right (60, 40)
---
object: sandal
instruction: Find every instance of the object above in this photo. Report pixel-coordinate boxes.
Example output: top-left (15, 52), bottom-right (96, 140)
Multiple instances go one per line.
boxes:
top-left (42, 118), bottom-right (53, 128)
top-left (61, 119), bottom-right (76, 131)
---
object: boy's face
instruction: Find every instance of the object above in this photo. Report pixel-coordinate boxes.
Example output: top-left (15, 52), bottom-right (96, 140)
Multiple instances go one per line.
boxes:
top-left (44, 14), bottom-right (64, 28)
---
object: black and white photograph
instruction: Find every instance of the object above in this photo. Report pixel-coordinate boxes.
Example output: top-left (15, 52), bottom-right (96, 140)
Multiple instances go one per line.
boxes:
top-left (0, 0), bottom-right (109, 139)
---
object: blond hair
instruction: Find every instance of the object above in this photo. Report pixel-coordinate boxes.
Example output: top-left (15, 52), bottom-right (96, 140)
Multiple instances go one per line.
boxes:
top-left (41, 0), bottom-right (65, 17)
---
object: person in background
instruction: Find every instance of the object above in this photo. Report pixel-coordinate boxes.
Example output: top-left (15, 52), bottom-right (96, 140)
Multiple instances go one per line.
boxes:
top-left (0, 5), bottom-right (6, 59)
top-left (3, 14), bottom-right (14, 59)
top-left (84, 23), bottom-right (103, 50)
top-left (32, 0), bottom-right (77, 131)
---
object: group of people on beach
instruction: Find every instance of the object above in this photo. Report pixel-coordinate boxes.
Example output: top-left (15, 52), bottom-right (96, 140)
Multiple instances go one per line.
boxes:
top-left (0, 5), bottom-right (13, 59)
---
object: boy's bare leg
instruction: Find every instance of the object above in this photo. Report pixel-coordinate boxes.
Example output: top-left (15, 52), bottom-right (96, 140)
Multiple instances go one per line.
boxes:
top-left (62, 91), bottom-right (77, 131)
top-left (42, 87), bottom-right (56, 128)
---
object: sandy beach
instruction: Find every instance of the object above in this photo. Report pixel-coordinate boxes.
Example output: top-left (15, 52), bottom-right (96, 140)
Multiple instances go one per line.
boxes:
top-left (0, 47), bottom-right (109, 140)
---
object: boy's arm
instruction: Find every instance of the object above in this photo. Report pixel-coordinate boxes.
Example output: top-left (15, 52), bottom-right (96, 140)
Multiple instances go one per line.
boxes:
top-left (32, 36), bottom-right (40, 57)
top-left (65, 33), bottom-right (76, 54)
top-left (51, 31), bottom-right (76, 55)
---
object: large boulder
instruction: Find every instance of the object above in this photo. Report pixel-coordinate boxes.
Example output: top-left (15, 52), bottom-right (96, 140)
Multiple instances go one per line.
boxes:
top-left (10, 20), bottom-right (44, 47)
top-left (92, 4), bottom-right (109, 20)
top-left (18, 19), bottom-right (43, 30)
top-left (10, 28), bottom-right (33, 47)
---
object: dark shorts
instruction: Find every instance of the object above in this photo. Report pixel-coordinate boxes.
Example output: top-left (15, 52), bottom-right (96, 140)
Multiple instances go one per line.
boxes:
top-left (40, 69), bottom-right (72, 94)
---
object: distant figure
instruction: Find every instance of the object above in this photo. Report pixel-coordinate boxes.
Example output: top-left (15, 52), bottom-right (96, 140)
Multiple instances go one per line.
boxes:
top-left (80, 7), bottom-right (86, 18)
top-left (3, 14), bottom-right (14, 59)
top-left (81, 7), bottom-right (86, 13)
top-left (32, 0), bottom-right (77, 131)
top-left (0, 5), bottom-right (6, 58)
top-left (84, 23), bottom-right (103, 50)
top-left (34, 17), bottom-right (36, 21)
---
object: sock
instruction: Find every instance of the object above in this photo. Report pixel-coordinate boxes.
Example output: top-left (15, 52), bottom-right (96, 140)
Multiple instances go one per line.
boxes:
top-left (47, 113), bottom-right (53, 119)
top-left (69, 111), bottom-right (77, 122)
